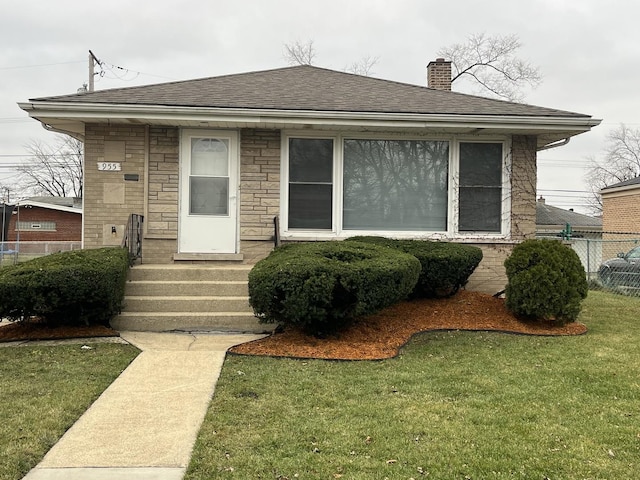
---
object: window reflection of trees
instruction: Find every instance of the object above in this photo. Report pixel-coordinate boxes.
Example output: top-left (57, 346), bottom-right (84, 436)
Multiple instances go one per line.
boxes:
top-left (343, 140), bottom-right (449, 230)
top-left (288, 138), bottom-right (333, 229)
top-left (459, 143), bottom-right (503, 232)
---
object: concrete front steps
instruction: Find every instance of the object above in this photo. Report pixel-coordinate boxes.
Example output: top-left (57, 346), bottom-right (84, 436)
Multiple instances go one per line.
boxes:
top-left (111, 264), bottom-right (271, 334)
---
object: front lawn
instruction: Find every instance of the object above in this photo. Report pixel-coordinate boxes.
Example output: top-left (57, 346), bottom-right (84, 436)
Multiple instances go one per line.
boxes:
top-left (186, 291), bottom-right (640, 479)
top-left (0, 343), bottom-right (139, 480)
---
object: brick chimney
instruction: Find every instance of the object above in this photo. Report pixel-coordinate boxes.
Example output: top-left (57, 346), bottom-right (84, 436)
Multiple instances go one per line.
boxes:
top-left (427, 58), bottom-right (452, 91)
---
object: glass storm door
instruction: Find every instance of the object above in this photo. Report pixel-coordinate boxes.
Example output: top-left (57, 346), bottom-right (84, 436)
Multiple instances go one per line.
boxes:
top-left (179, 130), bottom-right (238, 253)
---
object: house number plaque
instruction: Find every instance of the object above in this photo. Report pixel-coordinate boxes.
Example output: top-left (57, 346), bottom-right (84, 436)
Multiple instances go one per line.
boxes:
top-left (97, 162), bottom-right (122, 171)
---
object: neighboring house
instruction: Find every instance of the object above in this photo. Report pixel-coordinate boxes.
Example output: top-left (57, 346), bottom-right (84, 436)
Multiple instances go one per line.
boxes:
top-left (1, 203), bottom-right (13, 245)
top-left (536, 197), bottom-right (603, 274)
top-left (600, 176), bottom-right (640, 260)
top-left (600, 176), bottom-right (640, 234)
top-left (6, 197), bottom-right (82, 242)
top-left (18, 60), bottom-right (600, 294)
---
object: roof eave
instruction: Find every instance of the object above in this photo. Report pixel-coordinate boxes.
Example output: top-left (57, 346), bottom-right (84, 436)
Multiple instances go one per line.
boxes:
top-left (16, 200), bottom-right (82, 214)
top-left (600, 183), bottom-right (640, 195)
top-left (18, 101), bottom-right (601, 138)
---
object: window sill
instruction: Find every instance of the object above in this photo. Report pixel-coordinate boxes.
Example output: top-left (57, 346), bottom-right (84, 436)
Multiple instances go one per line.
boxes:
top-left (280, 231), bottom-right (515, 243)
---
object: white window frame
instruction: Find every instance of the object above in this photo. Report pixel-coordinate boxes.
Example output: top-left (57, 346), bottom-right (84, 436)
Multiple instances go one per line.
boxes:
top-left (280, 131), bottom-right (511, 241)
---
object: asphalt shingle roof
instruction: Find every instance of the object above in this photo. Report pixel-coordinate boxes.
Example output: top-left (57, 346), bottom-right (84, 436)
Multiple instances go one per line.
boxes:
top-left (31, 65), bottom-right (591, 119)
top-left (536, 202), bottom-right (602, 228)
top-left (601, 176), bottom-right (640, 190)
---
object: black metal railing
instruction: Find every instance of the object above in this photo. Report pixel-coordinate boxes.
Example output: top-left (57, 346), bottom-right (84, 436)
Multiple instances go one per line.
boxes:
top-left (122, 214), bottom-right (144, 265)
top-left (273, 215), bottom-right (281, 248)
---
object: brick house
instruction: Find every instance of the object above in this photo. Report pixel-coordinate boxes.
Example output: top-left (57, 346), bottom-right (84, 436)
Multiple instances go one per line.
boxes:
top-left (600, 176), bottom-right (640, 234)
top-left (600, 176), bottom-right (640, 259)
top-left (6, 197), bottom-right (82, 242)
top-left (18, 61), bottom-right (600, 312)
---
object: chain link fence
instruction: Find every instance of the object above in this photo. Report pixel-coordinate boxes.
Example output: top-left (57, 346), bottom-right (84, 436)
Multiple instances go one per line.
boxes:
top-left (0, 241), bottom-right (81, 266)
top-left (537, 230), bottom-right (640, 295)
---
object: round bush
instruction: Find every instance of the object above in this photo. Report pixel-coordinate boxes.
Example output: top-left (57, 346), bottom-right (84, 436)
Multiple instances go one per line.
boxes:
top-left (504, 239), bottom-right (587, 324)
top-left (346, 236), bottom-right (483, 298)
top-left (248, 241), bottom-right (420, 336)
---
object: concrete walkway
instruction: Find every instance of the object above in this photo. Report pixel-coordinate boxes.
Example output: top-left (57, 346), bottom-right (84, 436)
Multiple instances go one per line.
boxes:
top-left (23, 331), bottom-right (265, 480)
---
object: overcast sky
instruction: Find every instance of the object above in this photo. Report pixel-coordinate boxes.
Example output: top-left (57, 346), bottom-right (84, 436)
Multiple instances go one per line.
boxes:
top-left (2, 0), bottom-right (638, 212)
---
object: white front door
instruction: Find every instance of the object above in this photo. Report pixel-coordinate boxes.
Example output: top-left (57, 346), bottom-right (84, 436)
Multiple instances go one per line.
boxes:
top-left (179, 129), bottom-right (238, 253)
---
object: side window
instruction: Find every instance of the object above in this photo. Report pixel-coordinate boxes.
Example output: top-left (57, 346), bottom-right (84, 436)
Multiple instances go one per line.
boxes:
top-left (458, 142), bottom-right (503, 232)
top-left (288, 138), bottom-right (333, 229)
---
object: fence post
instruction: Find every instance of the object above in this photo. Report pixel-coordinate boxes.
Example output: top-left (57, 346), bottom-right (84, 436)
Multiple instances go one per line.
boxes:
top-left (586, 239), bottom-right (591, 280)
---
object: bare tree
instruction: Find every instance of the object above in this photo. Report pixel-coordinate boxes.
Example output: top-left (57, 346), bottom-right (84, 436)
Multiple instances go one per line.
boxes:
top-left (585, 124), bottom-right (640, 213)
top-left (283, 40), bottom-right (379, 77)
top-left (345, 55), bottom-right (379, 76)
top-left (18, 134), bottom-right (83, 199)
top-left (283, 39), bottom-right (317, 66)
top-left (437, 33), bottom-right (542, 102)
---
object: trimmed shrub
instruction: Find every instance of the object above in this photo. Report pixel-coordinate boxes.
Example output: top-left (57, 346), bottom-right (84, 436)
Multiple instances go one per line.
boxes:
top-left (346, 236), bottom-right (483, 298)
top-left (0, 247), bottom-right (129, 326)
top-left (248, 241), bottom-right (420, 336)
top-left (504, 239), bottom-right (588, 324)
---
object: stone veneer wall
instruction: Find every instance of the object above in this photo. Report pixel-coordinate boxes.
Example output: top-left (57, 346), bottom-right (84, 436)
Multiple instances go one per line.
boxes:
top-left (510, 135), bottom-right (537, 240)
top-left (83, 124), bottom-right (146, 248)
top-left (237, 128), bottom-right (282, 264)
top-left (239, 128), bottom-right (281, 241)
top-left (147, 127), bottom-right (179, 237)
top-left (83, 125), bottom-right (537, 290)
top-left (143, 127), bottom-right (179, 263)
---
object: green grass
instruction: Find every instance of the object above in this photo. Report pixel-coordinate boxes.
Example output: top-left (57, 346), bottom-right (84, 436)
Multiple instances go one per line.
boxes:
top-left (186, 291), bottom-right (640, 479)
top-left (0, 343), bottom-right (139, 480)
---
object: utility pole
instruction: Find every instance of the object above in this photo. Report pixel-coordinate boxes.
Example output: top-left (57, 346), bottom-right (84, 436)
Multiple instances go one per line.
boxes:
top-left (89, 50), bottom-right (100, 92)
top-left (1, 188), bottom-right (8, 258)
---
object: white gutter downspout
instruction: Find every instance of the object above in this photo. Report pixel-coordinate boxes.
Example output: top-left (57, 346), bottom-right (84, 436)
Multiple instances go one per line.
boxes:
top-left (537, 137), bottom-right (570, 151)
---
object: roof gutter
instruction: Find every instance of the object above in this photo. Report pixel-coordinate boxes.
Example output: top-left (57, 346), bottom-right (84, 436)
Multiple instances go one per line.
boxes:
top-left (18, 101), bottom-right (602, 132)
top-left (537, 137), bottom-right (570, 151)
top-left (16, 200), bottom-right (81, 214)
top-left (600, 183), bottom-right (640, 195)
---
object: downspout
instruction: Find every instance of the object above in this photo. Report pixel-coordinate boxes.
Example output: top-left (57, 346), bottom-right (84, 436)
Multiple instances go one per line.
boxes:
top-left (537, 137), bottom-right (570, 151)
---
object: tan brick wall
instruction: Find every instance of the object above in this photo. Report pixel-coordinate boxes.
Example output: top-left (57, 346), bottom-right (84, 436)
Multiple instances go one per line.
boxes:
top-left (602, 189), bottom-right (640, 234)
top-left (147, 127), bottom-right (179, 237)
top-left (510, 135), bottom-right (537, 239)
top-left (141, 238), bottom-right (178, 264)
top-left (465, 243), bottom-right (515, 294)
top-left (84, 124), bottom-right (145, 248)
top-left (601, 188), bottom-right (640, 260)
top-left (239, 129), bottom-right (281, 241)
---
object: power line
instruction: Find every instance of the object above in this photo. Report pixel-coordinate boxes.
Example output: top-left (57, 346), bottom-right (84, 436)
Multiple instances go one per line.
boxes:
top-left (0, 60), bottom-right (84, 70)
top-left (0, 153), bottom-right (83, 158)
top-left (90, 51), bottom-right (175, 86)
top-left (538, 188), bottom-right (590, 193)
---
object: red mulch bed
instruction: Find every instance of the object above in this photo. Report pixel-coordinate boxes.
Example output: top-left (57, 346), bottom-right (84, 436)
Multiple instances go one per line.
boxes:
top-left (0, 291), bottom-right (586, 359)
top-left (0, 317), bottom-right (118, 343)
top-left (229, 290), bottom-right (587, 360)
